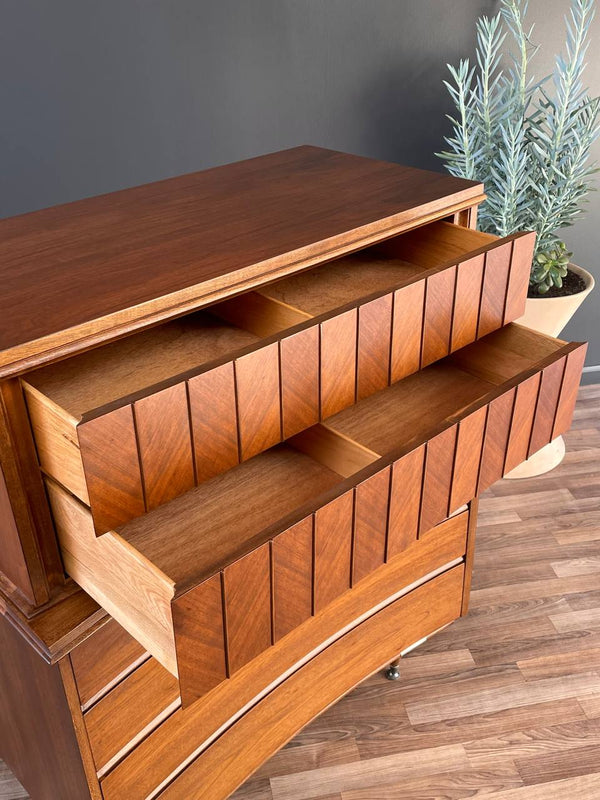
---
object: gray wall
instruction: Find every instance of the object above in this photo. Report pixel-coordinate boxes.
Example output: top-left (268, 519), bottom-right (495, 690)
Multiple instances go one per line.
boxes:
top-left (1, 0), bottom-right (597, 374)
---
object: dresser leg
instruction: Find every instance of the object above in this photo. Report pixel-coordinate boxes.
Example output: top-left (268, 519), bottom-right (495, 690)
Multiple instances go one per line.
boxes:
top-left (384, 659), bottom-right (400, 680)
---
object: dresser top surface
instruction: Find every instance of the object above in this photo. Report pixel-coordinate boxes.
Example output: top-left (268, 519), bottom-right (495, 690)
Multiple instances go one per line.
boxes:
top-left (0, 145), bottom-right (481, 376)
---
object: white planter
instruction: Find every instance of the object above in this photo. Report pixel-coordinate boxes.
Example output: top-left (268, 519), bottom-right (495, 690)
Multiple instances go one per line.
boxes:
top-left (514, 263), bottom-right (595, 338)
top-left (505, 264), bottom-right (594, 479)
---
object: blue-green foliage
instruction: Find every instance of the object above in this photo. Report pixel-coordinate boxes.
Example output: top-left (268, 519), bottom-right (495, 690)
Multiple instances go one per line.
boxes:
top-left (437, 0), bottom-right (599, 294)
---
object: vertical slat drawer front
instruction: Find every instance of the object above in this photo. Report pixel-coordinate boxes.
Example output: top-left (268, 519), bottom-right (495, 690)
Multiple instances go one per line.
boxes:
top-left (553, 345), bottom-right (587, 438)
top-left (450, 406), bottom-right (487, 513)
top-left (420, 425), bottom-right (458, 535)
top-left (478, 241), bottom-right (512, 337)
top-left (321, 309), bottom-right (358, 417)
top-left (504, 233), bottom-right (536, 323)
top-left (357, 295), bottom-right (393, 401)
top-left (172, 573), bottom-right (227, 707)
top-left (188, 363), bottom-right (239, 483)
top-left (353, 467), bottom-right (391, 585)
top-left (280, 327), bottom-right (320, 439)
top-left (314, 490), bottom-right (354, 612)
top-left (504, 373), bottom-right (541, 474)
top-left (272, 517), bottom-right (314, 642)
top-left (528, 356), bottom-right (567, 456)
top-left (451, 255), bottom-right (484, 352)
top-left (223, 544), bottom-right (272, 675)
top-left (422, 267), bottom-right (456, 368)
top-left (134, 383), bottom-right (195, 510)
top-left (235, 343), bottom-right (281, 461)
top-left (387, 445), bottom-right (425, 558)
top-left (390, 282), bottom-right (425, 383)
top-left (478, 388), bottom-right (516, 492)
top-left (78, 406), bottom-right (145, 535)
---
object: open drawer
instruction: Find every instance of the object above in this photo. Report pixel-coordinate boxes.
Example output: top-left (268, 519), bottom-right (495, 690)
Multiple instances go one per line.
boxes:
top-left (23, 220), bottom-right (534, 536)
top-left (46, 324), bottom-right (585, 706)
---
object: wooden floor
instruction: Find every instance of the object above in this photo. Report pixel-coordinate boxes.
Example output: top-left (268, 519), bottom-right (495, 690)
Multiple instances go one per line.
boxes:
top-left (1, 385), bottom-right (599, 800)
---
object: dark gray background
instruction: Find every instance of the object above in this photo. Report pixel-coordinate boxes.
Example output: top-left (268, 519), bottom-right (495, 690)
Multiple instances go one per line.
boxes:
top-left (1, 0), bottom-right (597, 376)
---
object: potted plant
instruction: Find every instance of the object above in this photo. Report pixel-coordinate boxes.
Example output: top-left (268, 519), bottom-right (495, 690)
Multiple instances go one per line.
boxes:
top-left (438, 0), bottom-right (598, 476)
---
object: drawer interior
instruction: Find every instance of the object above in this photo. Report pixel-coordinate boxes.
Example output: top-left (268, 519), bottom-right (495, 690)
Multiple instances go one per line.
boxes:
top-left (46, 322), bottom-right (582, 690)
top-left (47, 430), bottom-right (380, 676)
top-left (22, 310), bottom-right (266, 423)
top-left (324, 324), bottom-right (567, 455)
top-left (22, 218), bottom-right (535, 539)
top-left (255, 221), bottom-right (497, 316)
top-left (23, 221), bottom-right (494, 423)
top-left (21, 221), bottom-right (508, 425)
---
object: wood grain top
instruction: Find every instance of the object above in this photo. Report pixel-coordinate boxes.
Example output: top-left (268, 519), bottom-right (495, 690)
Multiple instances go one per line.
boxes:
top-left (0, 146), bottom-right (482, 376)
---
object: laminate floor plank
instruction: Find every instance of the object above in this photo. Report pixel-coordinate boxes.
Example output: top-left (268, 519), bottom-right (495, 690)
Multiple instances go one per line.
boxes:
top-left (269, 744), bottom-right (469, 800)
top-left (2, 385), bottom-right (598, 800)
top-left (340, 763), bottom-right (523, 799)
top-left (464, 717), bottom-right (600, 767)
top-left (515, 742), bottom-right (600, 786)
top-left (458, 772), bottom-right (600, 799)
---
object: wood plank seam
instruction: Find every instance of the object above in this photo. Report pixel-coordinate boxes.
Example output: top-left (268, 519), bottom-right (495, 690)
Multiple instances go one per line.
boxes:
top-left (500, 387), bottom-right (518, 479)
top-left (269, 539), bottom-right (275, 647)
top-left (128, 405), bottom-right (149, 514)
top-left (502, 240), bottom-right (514, 324)
top-left (445, 262), bottom-right (460, 362)
top-left (349, 488), bottom-right (357, 588)
top-left (231, 361), bottom-right (243, 466)
top-left (417, 279), bottom-right (427, 370)
top-left (550, 355), bottom-right (569, 442)
top-left (524, 365), bottom-right (545, 463)
top-left (310, 514), bottom-right (316, 616)
top-left (353, 305), bottom-right (360, 405)
top-left (220, 572), bottom-right (231, 679)
top-left (276, 343), bottom-right (284, 442)
top-left (502, 382), bottom-right (521, 476)
top-left (387, 290), bottom-right (395, 386)
top-left (415, 443), bottom-right (427, 544)
top-left (383, 464), bottom-right (395, 564)
top-left (184, 382), bottom-right (199, 488)
top-left (528, 357), bottom-right (567, 457)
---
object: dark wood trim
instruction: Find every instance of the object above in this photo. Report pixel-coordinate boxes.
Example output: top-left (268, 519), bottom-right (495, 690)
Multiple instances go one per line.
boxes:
top-left (0, 612), bottom-right (96, 800)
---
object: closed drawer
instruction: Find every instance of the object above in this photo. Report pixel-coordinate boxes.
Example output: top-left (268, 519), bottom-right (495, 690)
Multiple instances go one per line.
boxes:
top-left (46, 324), bottom-right (584, 707)
top-left (95, 560), bottom-right (464, 800)
top-left (70, 617), bottom-right (147, 709)
top-left (23, 221), bottom-right (533, 535)
top-left (82, 515), bottom-right (467, 780)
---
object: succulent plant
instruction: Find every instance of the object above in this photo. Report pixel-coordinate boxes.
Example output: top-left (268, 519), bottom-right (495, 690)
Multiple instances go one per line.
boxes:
top-left (532, 240), bottom-right (573, 293)
top-left (437, 0), bottom-right (599, 296)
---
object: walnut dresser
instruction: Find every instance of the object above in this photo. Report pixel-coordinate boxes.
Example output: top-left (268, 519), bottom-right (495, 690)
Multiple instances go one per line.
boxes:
top-left (0, 146), bottom-right (586, 800)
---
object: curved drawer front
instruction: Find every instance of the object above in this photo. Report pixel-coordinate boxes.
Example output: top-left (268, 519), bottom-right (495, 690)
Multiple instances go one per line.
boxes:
top-left (46, 324), bottom-right (585, 709)
top-left (24, 222), bottom-right (534, 536)
top-left (93, 563), bottom-right (466, 800)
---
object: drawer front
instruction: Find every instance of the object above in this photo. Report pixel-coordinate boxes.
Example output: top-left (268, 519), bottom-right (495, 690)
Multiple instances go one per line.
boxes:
top-left (47, 329), bottom-right (585, 712)
top-left (99, 559), bottom-right (466, 800)
top-left (170, 341), bottom-right (585, 704)
top-left (25, 223), bottom-right (535, 536)
top-left (70, 618), bottom-right (147, 709)
top-left (171, 504), bottom-right (468, 706)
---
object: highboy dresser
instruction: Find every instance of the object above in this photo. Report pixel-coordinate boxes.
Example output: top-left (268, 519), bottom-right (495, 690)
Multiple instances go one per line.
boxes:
top-left (0, 146), bottom-right (586, 799)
